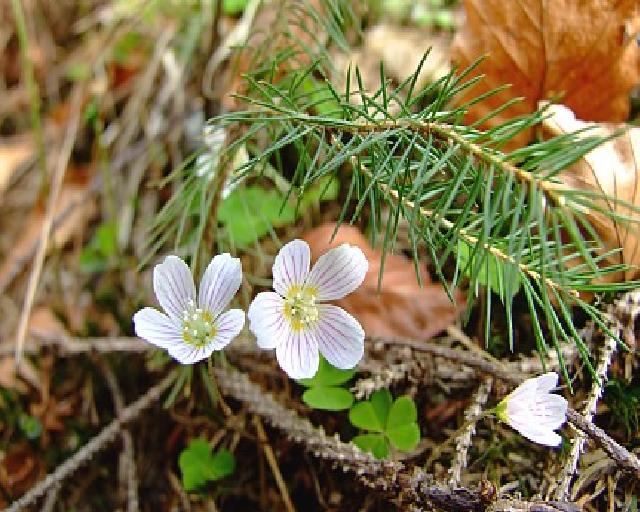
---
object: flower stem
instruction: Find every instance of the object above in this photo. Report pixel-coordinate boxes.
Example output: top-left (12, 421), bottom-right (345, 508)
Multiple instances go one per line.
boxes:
top-left (207, 357), bottom-right (232, 417)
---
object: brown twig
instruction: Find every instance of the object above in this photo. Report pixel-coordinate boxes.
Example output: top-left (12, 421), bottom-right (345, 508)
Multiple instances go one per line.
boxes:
top-left (13, 85), bottom-right (84, 364)
top-left (555, 327), bottom-right (618, 499)
top-left (93, 356), bottom-right (140, 512)
top-left (252, 415), bottom-right (296, 512)
top-left (448, 378), bottom-right (493, 487)
top-left (4, 372), bottom-right (175, 512)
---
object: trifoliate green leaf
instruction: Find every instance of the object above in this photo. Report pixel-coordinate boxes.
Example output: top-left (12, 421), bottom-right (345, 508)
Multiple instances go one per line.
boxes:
top-left (386, 423), bottom-right (420, 451)
top-left (218, 185), bottom-right (296, 247)
top-left (353, 433), bottom-right (389, 459)
top-left (210, 449), bottom-right (235, 480)
top-left (302, 386), bottom-right (354, 411)
top-left (349, 389), bottom-right (392, 433)
top-left (179, 438), bottom-right (215, 491)
top-left (370, 389), bottom-right (393, 428)
top-left (387, 396), bottom-right (417, 428)
top-left (298, 356), bottom-right (355, 387)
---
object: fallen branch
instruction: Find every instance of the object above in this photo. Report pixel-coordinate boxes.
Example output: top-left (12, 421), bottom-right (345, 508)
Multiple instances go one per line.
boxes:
top-left (4, 372), bottom-right (175, 512)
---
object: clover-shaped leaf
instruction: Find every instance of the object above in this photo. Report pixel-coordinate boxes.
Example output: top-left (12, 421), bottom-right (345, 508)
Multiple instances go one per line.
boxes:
top-left (349, 390), bottom-right (420, 458)
top-left (349, 389), bottom-right (391, 432)
top-left (302, 387), bottom-right (354, 411)
top-left (386, 396), bottom-right (420, 451)
top-left (179, 439), bottom-right (235, 492)
top-left (298, 356), bottom-right (355, 411)
top-left (352, 433), bottom-right (389, 459)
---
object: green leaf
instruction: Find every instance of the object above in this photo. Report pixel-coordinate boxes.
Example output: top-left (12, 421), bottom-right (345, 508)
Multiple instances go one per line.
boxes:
top-left (349, 389), bottom-right (392, 432)
top-left (18, 414), bottom-right (42, 440)
top-left (349, 402), bottom-right (384, 432)
top-left (387, 423), bottom-right (420, 451)
top-left (456, 239), bottom-right (521, 300)
top-left (387, 396), bottom-right (417, 428)
top-left (222, 0), bottom-right (248, 16)
top-left (210, 449), bottom-right (236, 480)
top-left (178, 439), bottom-right (235, 491)
top-left (297, 355), bottom-right (355, 387)
top-left (302, 386), bottom-right (354, 411)
top-left (218, 185), bottom-right (297, 247)
top-left (370, 389), bottom-right (392, 428)
top-left (79, 221), bottom-right (118, 273)
top-left (179, 439), bottom-right (215, 491)
top-left (353, 433), bottom-right (389, 459)
top-left (300, 78), bottom-right (343, 118)
top-left (298, 176), bottom-right (340, 211)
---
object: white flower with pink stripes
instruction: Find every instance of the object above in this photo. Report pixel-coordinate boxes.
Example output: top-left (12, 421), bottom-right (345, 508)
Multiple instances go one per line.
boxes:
top-left (133, 254), bottom-right (245, 364)
top-left (248, 239), bottom-right (368, 379)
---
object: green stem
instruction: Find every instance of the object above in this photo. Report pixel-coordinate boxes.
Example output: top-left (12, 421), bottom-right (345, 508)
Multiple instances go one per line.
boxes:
top-left (10, 0), bottom-right (47, 193)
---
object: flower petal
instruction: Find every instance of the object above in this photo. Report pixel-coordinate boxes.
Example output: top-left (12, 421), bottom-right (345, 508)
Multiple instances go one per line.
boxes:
top-left (507, 417), bottom-right (563, 447)
top-left (315, 304), bottom-right (364, 369)
top-left (248, 292), bottom-right (287, 349)
top-left (153, 256), bottom-right (196, 321)
top-left (133, 307), bottom-right (183, 349)
top-left (275, 328), bottom-right (319, 379)
top-left (167, 344), bottom-right (210, 365)
top-left (535, 372), bottom-right (559, 394)
top-left (198, 253), bottom-right (243, 318)
top-left (272, 239), bottom-right (310, 297)
top-left (306, 244), bottom-right (368, 300)
top-left (209, 309), bottom-right (245, 350)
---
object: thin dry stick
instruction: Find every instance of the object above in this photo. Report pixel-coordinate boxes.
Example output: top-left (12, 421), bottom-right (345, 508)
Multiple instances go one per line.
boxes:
top-left (40, 483), bottom-right (60, 512)
top-left (4, 372), bottom-right (175, 512)
top-left (253, 415), bottom-right (297, 512)
top-left (13, 85), bottom-right (84, 364)
top-left (555, 330), bottom-right (619, 499)
top-left (95, 357), bottom-right (140, 512)
top-left (374, 336), bottom-right (640, 479)
top-left (448, 378), bottom-right (493, 488)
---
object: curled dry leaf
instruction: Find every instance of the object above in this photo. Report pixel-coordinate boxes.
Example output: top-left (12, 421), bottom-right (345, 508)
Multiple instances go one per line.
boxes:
top-left (451, 0), bottom-right (640, 148)
top-left (303, 223), bottom-right (464, 341)
top-left (543, 104), bottom-right (640, 283)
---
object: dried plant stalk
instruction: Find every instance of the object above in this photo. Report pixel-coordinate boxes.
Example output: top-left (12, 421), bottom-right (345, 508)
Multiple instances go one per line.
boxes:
top-left (448, 378), bottom-right (493, 487)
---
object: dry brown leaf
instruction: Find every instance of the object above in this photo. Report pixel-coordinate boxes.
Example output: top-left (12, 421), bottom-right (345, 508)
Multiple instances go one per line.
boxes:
top-left (451, 0), bottom-right (640, 148)
top-left (543, 104), bottom-right (640, 283)
top-left (0, 135), bottom-right (34, 200)
top-left (303, 223), bottom-right (464, 341)
top-left (0, 356), bottom-right (41, 394)
top-left (0, 443), bottom-right (43, 497)
top-left (0, 181), bottom-right (96, 290)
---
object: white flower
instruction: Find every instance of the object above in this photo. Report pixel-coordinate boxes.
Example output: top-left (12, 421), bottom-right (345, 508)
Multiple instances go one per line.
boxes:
top-left (133, 254), bottom-right (245, 364)
top-left (248, 239), bottom-right (368, 379)
top-left (496, 372), bottom-right (568, 447)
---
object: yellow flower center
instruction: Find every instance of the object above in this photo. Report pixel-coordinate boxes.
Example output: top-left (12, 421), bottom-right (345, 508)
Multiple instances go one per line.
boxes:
top-left (181, 300), bottom-right (217, 347)
top-left (283, 285), bottom-right (319, 331)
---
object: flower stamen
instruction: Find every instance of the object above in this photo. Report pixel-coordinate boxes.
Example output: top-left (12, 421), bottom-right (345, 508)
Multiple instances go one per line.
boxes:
top-left (181, 301), bottom-right (217, 347)
top-left (284, 285), bottom-right (319, 331)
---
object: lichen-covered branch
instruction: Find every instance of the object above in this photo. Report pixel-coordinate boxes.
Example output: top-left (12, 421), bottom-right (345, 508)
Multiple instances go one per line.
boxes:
top-left (449, 378), bottom-right (493, 487)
